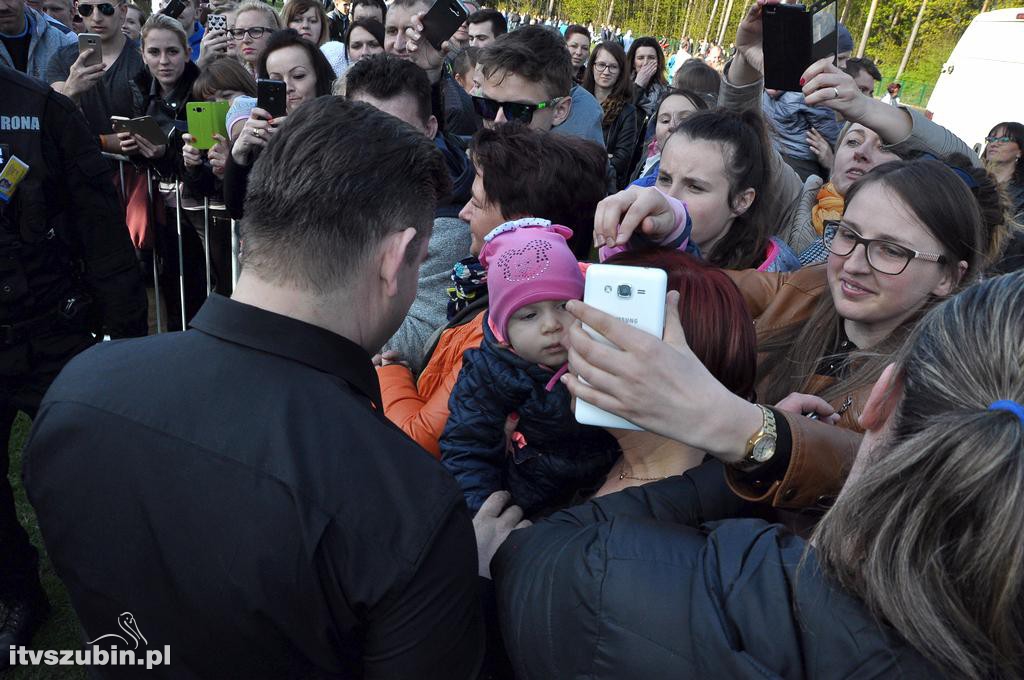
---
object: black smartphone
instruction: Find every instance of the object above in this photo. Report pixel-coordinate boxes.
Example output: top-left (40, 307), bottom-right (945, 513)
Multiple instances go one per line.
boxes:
top-left (420, 0), bottom-right (469, 51)
top-left (763, 0), bottom-right (837, 91)
top-left (160, 0), bottom-right (187, 19)
top-left (256, 79), bottom-right (287, 118)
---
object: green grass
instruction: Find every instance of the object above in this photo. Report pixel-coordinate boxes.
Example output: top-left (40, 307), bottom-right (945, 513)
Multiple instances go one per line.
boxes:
top-left (6, 413), bottom-right (86, 680)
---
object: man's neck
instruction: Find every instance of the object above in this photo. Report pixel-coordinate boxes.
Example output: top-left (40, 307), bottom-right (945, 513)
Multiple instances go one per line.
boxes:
top-left (231, 270), bottom-right (375, 352)
top-left (0, 14), bottom-right (28, 37)
top-left (102, 28), bottom-right (126, 52)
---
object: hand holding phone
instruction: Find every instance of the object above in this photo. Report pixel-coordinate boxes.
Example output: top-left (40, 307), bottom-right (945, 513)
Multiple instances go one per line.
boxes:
top-left (78, 33), bottom-right (102, 67)
top-left (574, 264), bottom-right (668, 430)
top-left (256, 79), bottom-right (287, 118)
top-left (762, 0), bottom-right (837, 91)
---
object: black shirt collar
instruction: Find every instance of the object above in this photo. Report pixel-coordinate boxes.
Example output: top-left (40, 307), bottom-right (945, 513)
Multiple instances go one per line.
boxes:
top-left (190, 295), bottom-right (382, 407)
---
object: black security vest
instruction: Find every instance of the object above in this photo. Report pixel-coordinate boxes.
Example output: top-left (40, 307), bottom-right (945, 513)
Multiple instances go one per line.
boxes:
top-left (0, 67), bottom-right (77, 322)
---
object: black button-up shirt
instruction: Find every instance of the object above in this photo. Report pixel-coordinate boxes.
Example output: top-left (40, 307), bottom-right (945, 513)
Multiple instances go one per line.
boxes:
top-left (24, 295), bottom-right (483, 679)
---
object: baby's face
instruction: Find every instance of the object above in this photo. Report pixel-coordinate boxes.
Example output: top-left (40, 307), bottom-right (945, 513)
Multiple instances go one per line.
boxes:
top-left (505, 300), bottom-right (574, 369)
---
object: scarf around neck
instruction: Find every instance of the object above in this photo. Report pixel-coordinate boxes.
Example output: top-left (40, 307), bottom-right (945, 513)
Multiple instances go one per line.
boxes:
top-left (811, 181), bottom-right (845, 235)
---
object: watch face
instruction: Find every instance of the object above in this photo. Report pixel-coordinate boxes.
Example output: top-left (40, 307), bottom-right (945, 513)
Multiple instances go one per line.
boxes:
top-left (752, 438), bottom-right (776, 463)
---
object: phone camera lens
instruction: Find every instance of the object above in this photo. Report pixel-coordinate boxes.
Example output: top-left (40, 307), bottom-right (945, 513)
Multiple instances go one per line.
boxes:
top-left (617, 284), bottom-right (632, 298)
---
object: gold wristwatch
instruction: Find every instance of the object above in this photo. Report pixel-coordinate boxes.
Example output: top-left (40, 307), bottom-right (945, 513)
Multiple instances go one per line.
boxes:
top-left (732, 404), bottom-right (777, 472)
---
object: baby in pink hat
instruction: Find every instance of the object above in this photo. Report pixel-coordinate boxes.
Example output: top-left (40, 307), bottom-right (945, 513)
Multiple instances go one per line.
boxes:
top-left (440, 220), bottom-right (619, 516)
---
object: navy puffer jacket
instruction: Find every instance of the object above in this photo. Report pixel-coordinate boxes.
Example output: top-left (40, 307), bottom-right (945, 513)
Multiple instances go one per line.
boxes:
top-left (493, 462), bottom-right (936, 679)
top-left (440, 314), bottom-right (619, 515)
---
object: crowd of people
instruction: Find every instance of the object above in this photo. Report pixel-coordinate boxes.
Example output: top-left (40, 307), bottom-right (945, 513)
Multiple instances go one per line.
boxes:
top-left (1, 0), bottom-right (1023, 676)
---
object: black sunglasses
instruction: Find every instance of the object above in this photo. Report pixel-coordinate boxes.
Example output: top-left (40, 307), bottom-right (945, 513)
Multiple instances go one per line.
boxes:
top-left (78, 2), bottom-right (118, 16)
top-left (471, 94), bottom-right (563, 124)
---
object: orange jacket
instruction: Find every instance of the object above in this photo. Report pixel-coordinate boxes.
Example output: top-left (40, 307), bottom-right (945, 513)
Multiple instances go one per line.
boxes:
top-left (377, 309), bottom-right (487, 458)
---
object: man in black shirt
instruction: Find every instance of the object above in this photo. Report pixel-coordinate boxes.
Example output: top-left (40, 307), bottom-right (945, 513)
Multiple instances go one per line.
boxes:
top-left (23, 97), bottom-right (484, 678)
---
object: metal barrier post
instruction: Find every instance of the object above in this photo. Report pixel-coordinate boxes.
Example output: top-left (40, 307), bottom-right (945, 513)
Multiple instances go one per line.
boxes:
top-left (146, 167), bottom-right (163, 334)
top-left (230, 218), bottom-right (240, 287)
top-left (203, 197), bottom-right (212, 296)
top-left (174, 180), bottom-right (187, 330)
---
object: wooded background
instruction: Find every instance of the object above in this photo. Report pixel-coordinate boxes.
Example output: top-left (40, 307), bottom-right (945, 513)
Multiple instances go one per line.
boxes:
top-left (506, 0), bottom-right (1016, 104)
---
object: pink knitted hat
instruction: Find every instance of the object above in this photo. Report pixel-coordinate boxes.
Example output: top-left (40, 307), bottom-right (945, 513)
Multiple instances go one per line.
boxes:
top-left (479, 219), bottom-right (584, 344)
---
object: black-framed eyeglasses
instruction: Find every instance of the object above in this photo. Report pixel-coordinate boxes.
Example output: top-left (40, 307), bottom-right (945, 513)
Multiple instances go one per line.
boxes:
top-left (985, 135), bottom-right (1013, 144)
top-left (593, 61), bottom-right (619, 72)
top-left (823, 221), bottom-right (947, 275)
top-left (471, 94), bottom-right (564, 124)
top-left (78, 2), bottom-right (118, 16)
top-left (228, 27), bottom-right (273, 40)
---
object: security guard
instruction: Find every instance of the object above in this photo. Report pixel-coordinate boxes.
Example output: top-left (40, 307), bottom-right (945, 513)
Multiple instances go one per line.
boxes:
top-left (0, 64), bottom-right (147, 662)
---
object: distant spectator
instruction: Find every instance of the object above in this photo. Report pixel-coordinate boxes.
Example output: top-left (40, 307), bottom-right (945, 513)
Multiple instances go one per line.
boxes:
top-left (564, 23), bottom-right (589, 82)
top-left (844, 56), bottom-right (882, 97)
top-left (466, 8), bottom-right (506, 47)
top-left (881, 82), bottom-right (902, 106)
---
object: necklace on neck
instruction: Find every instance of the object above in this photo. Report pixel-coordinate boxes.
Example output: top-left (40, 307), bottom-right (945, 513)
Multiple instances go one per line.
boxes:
top-left (617, 459), bottom-right (667, 482)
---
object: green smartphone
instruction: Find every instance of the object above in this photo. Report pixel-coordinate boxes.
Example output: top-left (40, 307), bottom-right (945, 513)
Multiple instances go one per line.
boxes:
top-left (185, 101), bottom-right (230, 150)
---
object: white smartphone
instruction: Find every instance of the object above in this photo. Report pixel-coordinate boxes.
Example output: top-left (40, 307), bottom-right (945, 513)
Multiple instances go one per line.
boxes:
top-left (574, 264), bottom-right (668, 431)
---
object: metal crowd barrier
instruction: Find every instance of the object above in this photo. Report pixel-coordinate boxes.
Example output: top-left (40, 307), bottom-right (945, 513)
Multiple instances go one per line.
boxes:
top-left (103, 153), bottom-right (242, 334)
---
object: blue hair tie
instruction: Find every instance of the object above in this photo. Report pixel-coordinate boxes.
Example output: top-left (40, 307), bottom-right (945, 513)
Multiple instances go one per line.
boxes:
top-left (989, 400), bottom-right (1024, 424)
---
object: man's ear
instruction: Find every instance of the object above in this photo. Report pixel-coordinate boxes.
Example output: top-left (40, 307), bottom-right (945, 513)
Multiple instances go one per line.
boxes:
top-left (424, 114), bottom-right (438, 140)
top-left (378, 227), bottom-right (418, 297)
top-left (551, 93), bottom-right (572, 127)
top-left (859, 363), bottom-right (903, 432)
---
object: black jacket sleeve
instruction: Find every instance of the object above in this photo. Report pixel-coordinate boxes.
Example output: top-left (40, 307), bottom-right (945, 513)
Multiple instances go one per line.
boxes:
top-left (47, 90), bottom-right (147, 338)
top-left (607, 104), bottom-right (638, 190)
top-left (223, 150), bottom-right (251, 219)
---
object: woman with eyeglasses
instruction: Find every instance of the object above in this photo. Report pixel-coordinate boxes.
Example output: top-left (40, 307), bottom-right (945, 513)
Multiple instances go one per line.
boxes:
top-left (583, 157), bottom-right (1005, 514)
top-left (229, 0), bottom-right (280, 78)
top-left (581, 40), bottom-right (637, 191)
top-left (983, 122), bottom-right (1024, 273)
top-left (491, 266), bottom-right (1024, 680)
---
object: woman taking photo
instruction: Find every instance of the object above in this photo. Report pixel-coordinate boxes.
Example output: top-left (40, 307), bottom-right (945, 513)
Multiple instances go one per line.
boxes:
top-left (564, 24), bottom-right (590, 83)
top-left (584, 158), bottom-right (1001, 511)
top-left (626, 36), bottom-right (668, 120)
top-left (224, 29), bottom-right (336, 217)
top-left (120, 14), bottom-right (205, 330)
top-left (490, 267), bottom-right (1024, 679)
top-left (722, 0), bottom-right (984, 263)
top-left (581, 40), bottom-right (637, 190)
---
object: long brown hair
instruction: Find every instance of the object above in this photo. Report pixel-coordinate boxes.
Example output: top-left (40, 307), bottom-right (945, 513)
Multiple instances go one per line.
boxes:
top-left (812, 270), bottom-right (1024, 679)
top-left (581, 41), bottom-right (631, 129)
top-left (279, 0), bottom-right (328, 46)
top-left (757, 159), bottom-right (988, 406)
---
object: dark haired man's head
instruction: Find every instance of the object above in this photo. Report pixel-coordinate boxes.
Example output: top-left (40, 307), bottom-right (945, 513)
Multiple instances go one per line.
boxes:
top-left (345, 53), bottom-right (438, 138)
top-left (466, 8), bottom-right (506, 47)
top-left (241, 97), bottom-right (450, 350)
top-left (350, 0), bottom-right (384, 22)
top-left (476, 26), bottom-right (574, 131)
top-left (844, 56), bottom-right (881, 97)
top-left (462, 123), bottom-right (607, 258)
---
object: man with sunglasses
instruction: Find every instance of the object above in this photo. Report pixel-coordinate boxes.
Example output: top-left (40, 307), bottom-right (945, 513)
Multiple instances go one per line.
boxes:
top-left (474, 26), bottom-right (604, 147)
top-left (48, 0), bottom-right (143, 151)
top-left (0, 0), bottom-right (75, 80)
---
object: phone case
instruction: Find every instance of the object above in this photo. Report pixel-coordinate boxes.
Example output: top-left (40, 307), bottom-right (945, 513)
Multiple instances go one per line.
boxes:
top-left (207, 13), bottom-right (227, 31)
top-left (574, 264), bottom-right (668, 431)
top-left (186, 101), bottom-right (230, 149)
top-left (420, 0), bottom-right (469, 50)
top-left (160, 0), bottom-right (186, 19)
top-left (78, 34), bottom-right (102, 67)
top-left (130, 117), bottom-right (168, 146)
top-left (256, 79), bottom-right (287, 118)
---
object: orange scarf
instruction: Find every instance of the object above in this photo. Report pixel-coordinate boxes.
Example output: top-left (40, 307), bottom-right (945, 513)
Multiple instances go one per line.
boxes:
top-left (811, 182), bottom-right (845, 235)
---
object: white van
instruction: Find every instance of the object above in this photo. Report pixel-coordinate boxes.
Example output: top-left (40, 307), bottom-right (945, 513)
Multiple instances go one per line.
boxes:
top-left (927, 8), bottom-right (1024, 153)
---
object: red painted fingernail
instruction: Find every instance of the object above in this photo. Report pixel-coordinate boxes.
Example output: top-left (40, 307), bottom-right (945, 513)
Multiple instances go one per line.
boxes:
top-left (799, 78), bottom-right (806, 86)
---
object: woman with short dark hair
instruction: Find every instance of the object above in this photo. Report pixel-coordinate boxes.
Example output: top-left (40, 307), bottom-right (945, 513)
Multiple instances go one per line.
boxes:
top-left (627, 36), bottom-right (668, 120)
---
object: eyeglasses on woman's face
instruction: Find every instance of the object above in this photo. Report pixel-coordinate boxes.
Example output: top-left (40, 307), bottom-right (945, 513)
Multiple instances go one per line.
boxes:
top-left (985, 135), bottom-right (1013, 144)
top-left (228, 27), bottom-right (273, 40)
top-left (593, 61), bottom-right (619, 73)
top-left (823, 221), bottom-right (947, 275)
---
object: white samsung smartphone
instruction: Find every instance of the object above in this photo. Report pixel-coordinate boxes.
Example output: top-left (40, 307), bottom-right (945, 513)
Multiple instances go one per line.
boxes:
top-left (574, 264), bottom-right (668, 431)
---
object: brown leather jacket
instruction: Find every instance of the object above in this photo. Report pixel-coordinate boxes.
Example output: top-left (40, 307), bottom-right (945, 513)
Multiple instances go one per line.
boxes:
top-left (724, 265), bottom-right (865, 510)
